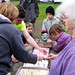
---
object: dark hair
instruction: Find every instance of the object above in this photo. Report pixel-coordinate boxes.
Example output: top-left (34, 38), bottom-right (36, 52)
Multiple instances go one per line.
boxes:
top-left (16, 5), bottom-right (26, 18)
top-left (46, 6), bottom-right (55, 16)
top-left (49, 24), bottom-right (65, 35)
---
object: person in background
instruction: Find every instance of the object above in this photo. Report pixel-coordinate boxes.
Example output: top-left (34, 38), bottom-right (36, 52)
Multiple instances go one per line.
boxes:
top-left (19, 0), bottom-right (24, 5)
top-left (23, 0), bottom-right (39, 23)
top-left (22, 0), bottom-right (39, 37)
top-left (26, 22), bottom-right (33, 37)
top-left (13, 5), bottom-right (47, 54)
top-left (46, 24), bottom-right (71, 60)
top-left (49, 24), bottom-right (71, 53)
top-left (11, 5), bottom-right (47, 75)
top-left (20, 22), bottom-right (33, 46)
top-left (47, 0), bottom-right (75, 75)
top-left (0, 3), bottom-right (44, 75)
top-left (11, 6), bottom-right (47, 74)
top-left (41, 6), bottom-right (62, 43)
top-left (24, 22), bottom-right (33, 46)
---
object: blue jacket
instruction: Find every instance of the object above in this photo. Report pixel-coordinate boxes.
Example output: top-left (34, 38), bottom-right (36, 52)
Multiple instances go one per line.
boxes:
top-left (0, 19), bottom-right (37, 75)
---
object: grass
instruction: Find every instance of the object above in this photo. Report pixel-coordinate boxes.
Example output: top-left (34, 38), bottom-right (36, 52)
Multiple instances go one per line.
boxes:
top-left (11, 1), bottom-right (60, 21)
top-left (11, 1), bottom-right (19, 5)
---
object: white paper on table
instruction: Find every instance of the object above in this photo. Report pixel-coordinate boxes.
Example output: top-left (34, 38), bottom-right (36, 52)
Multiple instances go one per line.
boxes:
top-left (23, 48), bottom-right (49, 68)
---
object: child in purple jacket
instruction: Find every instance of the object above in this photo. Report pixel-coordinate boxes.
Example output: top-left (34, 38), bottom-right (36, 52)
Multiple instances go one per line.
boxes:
top-left (49, 24), bottom-right (71, 53)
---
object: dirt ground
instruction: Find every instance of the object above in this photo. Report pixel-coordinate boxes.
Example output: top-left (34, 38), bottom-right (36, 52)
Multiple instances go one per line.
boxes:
top-left (34, 20), bottom-right (43, 39)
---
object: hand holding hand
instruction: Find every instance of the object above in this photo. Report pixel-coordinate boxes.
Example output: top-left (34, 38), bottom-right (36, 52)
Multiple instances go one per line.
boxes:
top-left (46, 53), bottom-right (58, 60)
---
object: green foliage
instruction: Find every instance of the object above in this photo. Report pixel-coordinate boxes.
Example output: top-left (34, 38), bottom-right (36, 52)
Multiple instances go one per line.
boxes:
top-left (11, 1), bottom-right (60, 20)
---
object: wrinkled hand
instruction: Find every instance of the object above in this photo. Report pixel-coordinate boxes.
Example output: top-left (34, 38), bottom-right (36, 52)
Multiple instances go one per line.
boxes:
top-left (38, 47), bottom-right (47, 55)
top-left (12, 55), bottom-right (19, 63)
top-left (46, 53), bottom-right (58, 60)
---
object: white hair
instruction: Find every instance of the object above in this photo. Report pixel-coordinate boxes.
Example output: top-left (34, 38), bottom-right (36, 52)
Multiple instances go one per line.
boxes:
top-left (55, 5), bottom-right (65, 19)
top-left (56, 0), bottom-right (75, 24)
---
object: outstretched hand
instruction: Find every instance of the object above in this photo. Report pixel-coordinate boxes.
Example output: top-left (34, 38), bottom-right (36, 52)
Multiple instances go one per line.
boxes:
top-left (38, 47), bottom-right (47, 55)
top-left (46, 53), bottom-right (58, 60)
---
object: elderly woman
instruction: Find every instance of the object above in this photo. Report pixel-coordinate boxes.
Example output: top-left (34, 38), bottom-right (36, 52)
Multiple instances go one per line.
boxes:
top-left (47, 0), bottom-right (75, 75)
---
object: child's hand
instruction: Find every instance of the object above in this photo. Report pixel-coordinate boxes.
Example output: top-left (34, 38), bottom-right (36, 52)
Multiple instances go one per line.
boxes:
top-left (38, 47), bottom-right (47, 55)
top-left (47, 39), bottom-right (52, 43)
top-left (46, 53), bottom-right (58, 60)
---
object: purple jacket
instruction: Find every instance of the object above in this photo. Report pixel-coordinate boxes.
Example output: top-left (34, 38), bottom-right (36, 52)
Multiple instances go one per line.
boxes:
top-left (49, 38), bottom-right (75, 75)
top-left (53, 32), bottom-right (71, 53)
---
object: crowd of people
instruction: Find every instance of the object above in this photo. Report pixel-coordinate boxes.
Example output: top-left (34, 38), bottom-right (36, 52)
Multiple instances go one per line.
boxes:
top-left (0, 0), bottom-right (75, 75)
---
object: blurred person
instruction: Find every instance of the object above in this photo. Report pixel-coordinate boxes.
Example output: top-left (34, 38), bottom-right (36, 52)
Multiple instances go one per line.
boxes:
top-left (22, 0), bottom-right (39, 36)
top-left (19, 0), bottom-right (24, 5)
top-left (47, 0), bottom-right (75, 75)
top-left (26, 22), bottom-right (33, 37)
top-left (41, 6), bottom-right (62, 43)
top-left (46, 24), bottom-right (71, 61)
top-left (20, 22), bottom-right (33, 46)
top-left (22, 22), bottom-right (33, 46)
top-left (7, 5), bottom-right (47, 74)
top-left (49, 24), bottom-right (71, 53)
top-left (11, 6), bottom-right (47, 74)
top-left (22, 0), bottom-right (39, 24)
top-left (13, 5), bottom-right (47, 54)
top-left (0, 3), bottom-right (43, 75)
